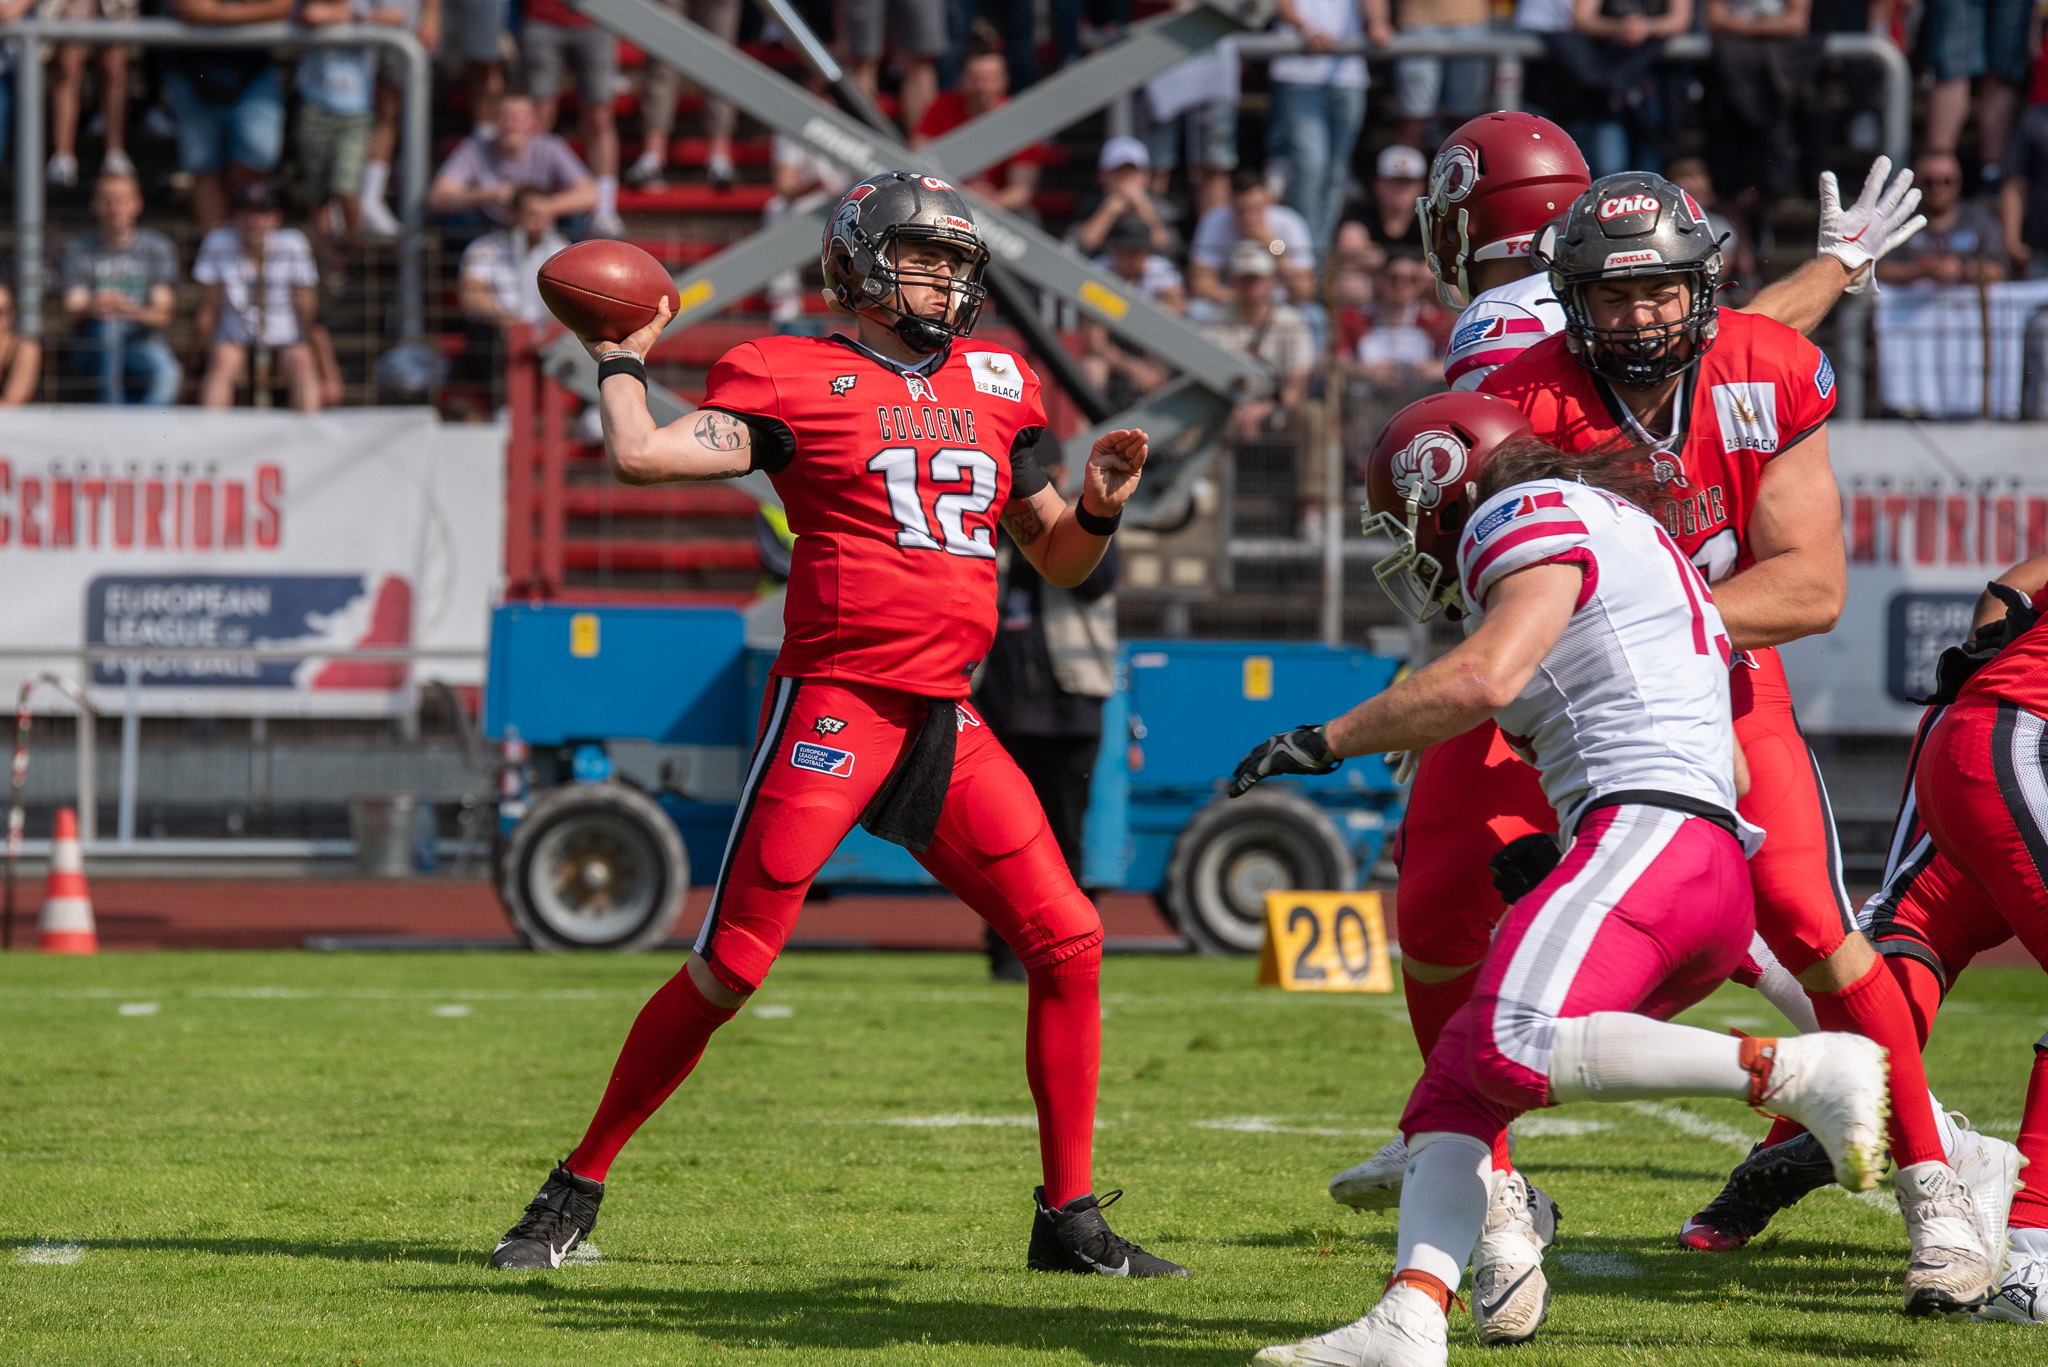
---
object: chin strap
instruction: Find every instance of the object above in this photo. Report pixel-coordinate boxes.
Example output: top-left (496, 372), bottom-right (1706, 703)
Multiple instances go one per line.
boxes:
top-left (892, 313), bottom-right (953, 354)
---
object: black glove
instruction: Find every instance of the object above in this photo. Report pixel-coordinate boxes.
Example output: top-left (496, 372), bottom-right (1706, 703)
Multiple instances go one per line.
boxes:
top-left (1490, 832), bottom-right (1563, 903)
top-left (1229, 725), bottom-right (1341, 797)
top-left (1913, 582), bottom-right (2041, 706)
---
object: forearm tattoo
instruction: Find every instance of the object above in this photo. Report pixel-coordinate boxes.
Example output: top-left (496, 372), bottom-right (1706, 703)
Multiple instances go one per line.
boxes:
top-left (693, 410), bottom-right (749, 453)
top-left (1002, 498), bottom-right (1046, 547)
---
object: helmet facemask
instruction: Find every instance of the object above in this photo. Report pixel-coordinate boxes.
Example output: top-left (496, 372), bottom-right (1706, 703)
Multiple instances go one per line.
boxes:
top-left (1362, 479), bottom-right (1479, 624)
top-left (1556, 268), bottom-right (1719, 389)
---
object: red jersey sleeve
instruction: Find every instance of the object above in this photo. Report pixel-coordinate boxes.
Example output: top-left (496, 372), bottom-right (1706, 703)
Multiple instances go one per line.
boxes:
top-left (701, 341), bottom-right (782, 421)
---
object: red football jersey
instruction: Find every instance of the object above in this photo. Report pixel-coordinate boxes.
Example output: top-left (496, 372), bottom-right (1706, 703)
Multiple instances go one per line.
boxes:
top-left (701, 335), bottom-right (1048, 697)
top-left (1478, 308), bottom-right (1836, 582)
top-left (1958, 583), bottom-right (2048, 716)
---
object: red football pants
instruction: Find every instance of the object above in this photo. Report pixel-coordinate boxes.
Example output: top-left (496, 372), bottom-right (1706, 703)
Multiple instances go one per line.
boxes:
top-left (695, 676), bottom-right (1104, 992)
top-left (1395, 647), bottom-right (1851, 978)
top-left (1398, 805), bottom-right (1755, 1141)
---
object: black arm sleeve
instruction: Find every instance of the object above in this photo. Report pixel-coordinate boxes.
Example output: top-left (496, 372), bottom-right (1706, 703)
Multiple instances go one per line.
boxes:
top-left (700, 407), bottom-right (797, 475)
top-left (1008, 426), bottom-right (1051, 500)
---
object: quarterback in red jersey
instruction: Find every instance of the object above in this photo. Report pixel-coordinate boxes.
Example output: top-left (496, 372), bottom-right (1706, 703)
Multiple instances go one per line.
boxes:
top-left (488, 171), bottom-right (1186, 1279)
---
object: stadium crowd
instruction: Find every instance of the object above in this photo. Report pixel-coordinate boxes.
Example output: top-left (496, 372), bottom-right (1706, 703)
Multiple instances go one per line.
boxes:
top-left (0, 0), bottom-right (2038, 418)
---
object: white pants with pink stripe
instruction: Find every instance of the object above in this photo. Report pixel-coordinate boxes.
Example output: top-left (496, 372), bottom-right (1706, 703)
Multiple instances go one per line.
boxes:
top-left (1398, 803), bottom-right (1757, 1142)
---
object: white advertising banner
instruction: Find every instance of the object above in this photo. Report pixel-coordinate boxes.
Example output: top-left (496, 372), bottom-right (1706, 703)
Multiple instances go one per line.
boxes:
top-left (1782, 422), bottom-right (2048, 735)
top-left (0, 407), bottom-right (503, 716)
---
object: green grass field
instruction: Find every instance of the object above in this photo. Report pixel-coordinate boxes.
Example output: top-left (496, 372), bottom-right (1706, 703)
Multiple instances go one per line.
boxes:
top-left (1, 950), bottom-right (2043, 1365)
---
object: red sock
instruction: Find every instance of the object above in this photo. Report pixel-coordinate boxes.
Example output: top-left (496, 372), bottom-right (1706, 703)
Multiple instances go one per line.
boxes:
top-left (1759, 1115), bottom-right (1806, 1148)
top-left (1402, 970), bottom-right (1479, 1060)
top-left (1884, 955), bottom-right (1943, 1049)
top-left (1490, 1128), bottom-right (1513, 1173)
top-left (2011, 1043), bottom-right (2048, 1231)
top-left (1808, 959), bottom-right (1945, 1168)
top-left (565, 967), bottom-right (738, 1182)
top-left (1027, 944), bottom-right (1101, 1209)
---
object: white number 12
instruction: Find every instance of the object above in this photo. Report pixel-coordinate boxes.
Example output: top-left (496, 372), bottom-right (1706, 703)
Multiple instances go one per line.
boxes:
top-left (866, 446), bottom-right (999, 559)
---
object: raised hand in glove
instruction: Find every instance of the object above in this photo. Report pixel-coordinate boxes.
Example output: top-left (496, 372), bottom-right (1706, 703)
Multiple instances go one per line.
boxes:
top-left (1229, 725), bottom-right (1341, 797)
top-left (1818, 155), bottom-right (1927, 296)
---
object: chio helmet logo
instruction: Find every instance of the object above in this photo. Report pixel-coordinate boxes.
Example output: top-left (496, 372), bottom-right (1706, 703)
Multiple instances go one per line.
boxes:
top-left (1432, 144), bottom-right (1479, 205)
top-left (1598, 192), bottom-right (1661, 220)
top-left (1390, 430), bottom-right (1470, 511)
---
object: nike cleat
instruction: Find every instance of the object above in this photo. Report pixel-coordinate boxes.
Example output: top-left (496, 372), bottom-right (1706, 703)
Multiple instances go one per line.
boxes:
top-left (1253, 1283), bottom-right (1449, 1367)
top-left (1331, 1137), bottom-right (1409, 1211)
top-left (1976, 1227), bottom-right (2048, 1324)
top-left (1027, 1186), bottom-right (1188, 1278)
top-left (1527, 1181), bottom-right (1563, 1251)
top-left (1471, 1167), bottom-right (1551, 1344)
top-left (1678, 1133), bottom-right (1838, 1252)
top-left (491, 1164), bottom-right (603, 1269)
top-left (1896, 1161), bottom-right (1995, 1316)
top-left (1948, 1112), bottom-right (2028, 1278)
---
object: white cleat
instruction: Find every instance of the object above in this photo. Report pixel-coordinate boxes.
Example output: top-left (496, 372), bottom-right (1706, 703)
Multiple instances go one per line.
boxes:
top-left (1753, 1033), bottom-right (1890, 1192)
top-left (1527, 1180), bottom-right (1563, 1251)
top-left (1253, 1284), bottom-right (1448, 1367)
top-left (1472, 1167), bottom-right (1551, 1344)
top-left (1948, 1112), bottom-right (2028, 1275)
top-left (1895, 1160), bottom-right (1996, 1316)
top-left (1330, 1138), bottom-right (1409, 1211)
top-left (1976, 1227), bottom-right (2048, 1324)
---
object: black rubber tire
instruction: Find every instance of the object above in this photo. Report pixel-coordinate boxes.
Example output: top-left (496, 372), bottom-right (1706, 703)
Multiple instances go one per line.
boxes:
top-left (498, 782), bottom-right (689, 953)
top-left (1162, 790), bottom-right (1355, 956)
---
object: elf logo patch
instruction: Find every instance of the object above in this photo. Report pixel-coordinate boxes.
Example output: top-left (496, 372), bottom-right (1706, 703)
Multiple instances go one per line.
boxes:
top-left (790, 742), bottom-right (856, 777)
top-left (811, 715), bottom-right (847, 737)
top-left (829, 374), bottom-right (858, 396)
top-left (1815, 352), bottom-right (1836, 400)
top-left (1468, 498), bottom-right (1524, 545)
top-left (1711, 382), bottom-right (1780, 453)
top-left (1451, 314), bottom-right (1506, 353)
top-left (965, 351), bottom-right (1023, 401)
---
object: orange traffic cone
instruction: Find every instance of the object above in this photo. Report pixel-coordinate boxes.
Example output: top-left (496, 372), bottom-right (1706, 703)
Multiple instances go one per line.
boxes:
top-left (37, 807), bottom-right (96, 955)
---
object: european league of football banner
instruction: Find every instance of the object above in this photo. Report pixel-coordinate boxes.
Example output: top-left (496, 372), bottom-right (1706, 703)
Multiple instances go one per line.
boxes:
top-left (0, 408), bottom-right (502, 717)
top-left (1783, 422), bottom-right (2048, 735)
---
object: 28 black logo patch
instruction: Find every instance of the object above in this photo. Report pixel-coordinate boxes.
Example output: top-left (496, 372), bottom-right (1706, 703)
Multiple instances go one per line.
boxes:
top-left (830, 375), bottom-right (858, 396)
top-left (811, 715), bottom-right (848, 736)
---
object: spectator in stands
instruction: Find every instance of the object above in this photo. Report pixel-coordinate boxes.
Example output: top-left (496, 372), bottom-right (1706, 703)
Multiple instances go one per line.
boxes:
top-left (1068, 136), bottom-right (1181, 257)
top-left (61, 171), bottom-right (181, 405)
top-left (1880, 150), bottom-right (2009, 284)
top-left (1703, 0), bottom-right (1821, 226)
top-left (1142, 37), bottom-right (1239, 216)
top-left (1202, 239), bottom-right (1315, 439)
top-left (45, 0), bottom-right (136, 189)
top-left (1921, 0), bottom-right (2030, 196)
top-left (2001, 98), bottom-right (2048, 277)
top-left (448, 0), bottom-right (506, 134)
top-left (167, 0), bottom-right (294, 232)
top-left (912, 35), bottom-right (1044, 216)
top-left (1081, 215), bottom-right (1183, 406)
top-left (1189, 168), bottom-right (1318, 310)
top-left (764, 108), bottom-right (851, 324)
top-left (1392, 0), bottom-right (1491, 151)
top-left (428, 93), bottom-right (598, 230)
top-left (459, 185), bottom-right (569, 327)
top-left (1269, 0), bottom-right (1390, 252)
top-left (1351, 248), bottom-right (1454, 392)
top-left (845, 0), bottom-right (945, 137)
top-left (1545, 0), bottom-right (1693, 177)
top-left (297, 0), bottom-right (416, 250)
top-left (0, 283), bottom-right (44, 406)
top-left (1351, 143), bottom-right (1426, 252)
top-left (193, 180), bottom-right (327, 410)
top-left (520, 0), bottom-right (625, 237)
top-left (355, 0), bottom-right (440, 238)
top-left (628, 0), bottom-right (740, 191)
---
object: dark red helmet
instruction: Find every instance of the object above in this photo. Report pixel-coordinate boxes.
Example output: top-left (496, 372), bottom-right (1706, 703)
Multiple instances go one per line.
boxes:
top-left (1420, 112), bottom-right (1592, 308)
top-left (1363, 391), bottom-right (1537, 621)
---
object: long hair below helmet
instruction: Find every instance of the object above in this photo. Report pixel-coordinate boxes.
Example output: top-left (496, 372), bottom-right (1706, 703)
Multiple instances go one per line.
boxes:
top-left (821, 171), bottom-right (992, 353)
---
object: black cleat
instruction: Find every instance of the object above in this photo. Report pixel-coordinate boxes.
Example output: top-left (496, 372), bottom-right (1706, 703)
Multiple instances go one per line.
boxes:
top-left (1678, 1132), bottom-right (1839, 1252)
top-left (1027, 1186), bottom-right (1189, 1278)
top-left (491, 1164), bottom-right (604, 1269)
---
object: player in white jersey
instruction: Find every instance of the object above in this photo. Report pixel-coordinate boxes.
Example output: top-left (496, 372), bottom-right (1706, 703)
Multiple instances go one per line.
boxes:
top-left (1421, 111), bottom-right (1928, 392)
top-left (1231, 394), bottom-right (1890, 1367)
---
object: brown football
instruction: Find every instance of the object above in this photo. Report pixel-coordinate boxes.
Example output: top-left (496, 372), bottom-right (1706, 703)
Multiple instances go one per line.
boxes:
top-left (537, 240), bottom-right (676, 341)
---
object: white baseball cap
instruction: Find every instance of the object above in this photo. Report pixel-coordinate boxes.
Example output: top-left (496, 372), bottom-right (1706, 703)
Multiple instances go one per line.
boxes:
top-left (1377, 144), bottom-right (1428, 181)
top-left (1229, 238), bottom-right (1278, 278)
top-left (1099, 136), bottom-right (1151, 172)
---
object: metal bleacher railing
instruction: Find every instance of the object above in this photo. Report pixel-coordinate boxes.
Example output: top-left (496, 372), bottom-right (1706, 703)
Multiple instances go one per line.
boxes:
top-left (5, 19), bottom-right (431, 345)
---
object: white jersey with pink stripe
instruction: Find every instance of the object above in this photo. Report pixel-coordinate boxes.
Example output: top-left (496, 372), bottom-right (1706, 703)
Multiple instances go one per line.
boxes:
top-left (1456, 477), bottom-right (1752, 838)
top-left (1443, 273), bottom-right (1564, 392)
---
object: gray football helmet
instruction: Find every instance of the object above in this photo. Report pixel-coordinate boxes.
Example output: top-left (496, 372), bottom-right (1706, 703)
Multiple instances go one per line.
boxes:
top-left (821, 171), bottom-right (992, 353)
top-left (1533, 172), bottom-right (1725, 388)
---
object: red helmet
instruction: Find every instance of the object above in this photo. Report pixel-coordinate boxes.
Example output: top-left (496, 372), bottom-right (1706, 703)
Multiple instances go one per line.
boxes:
top-left (1363, 391), bottom-right (1537, 622)
top-left (1420, 112), bottom-right (1592, 308)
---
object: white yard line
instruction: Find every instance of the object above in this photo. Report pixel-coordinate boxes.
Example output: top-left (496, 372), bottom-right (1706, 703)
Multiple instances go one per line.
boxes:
top-left (13, 1243), bottom-right (85, 1266)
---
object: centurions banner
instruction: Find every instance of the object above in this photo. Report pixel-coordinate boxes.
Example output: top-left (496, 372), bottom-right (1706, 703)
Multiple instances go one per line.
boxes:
top-left (0, 408), bottom-right (502, 717)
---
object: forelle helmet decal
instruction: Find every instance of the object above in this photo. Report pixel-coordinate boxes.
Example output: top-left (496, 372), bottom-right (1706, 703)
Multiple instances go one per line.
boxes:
top-left (820, 171), bottom-right (993, 353)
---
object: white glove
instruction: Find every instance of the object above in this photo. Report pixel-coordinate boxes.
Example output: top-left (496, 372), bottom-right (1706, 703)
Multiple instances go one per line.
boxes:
top-left (1818, 155), bottom-right (1927, 296)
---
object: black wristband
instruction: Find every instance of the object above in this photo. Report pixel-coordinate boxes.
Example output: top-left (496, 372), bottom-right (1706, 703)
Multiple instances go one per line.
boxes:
top-left (597, 353), bottom-right (647, 388)
top-left (1074, 501), bottom-right (1121, 537)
